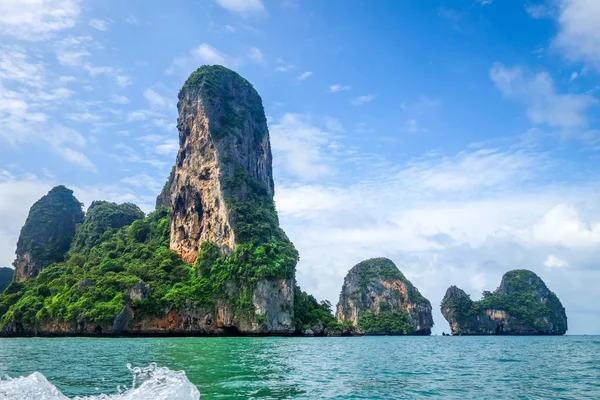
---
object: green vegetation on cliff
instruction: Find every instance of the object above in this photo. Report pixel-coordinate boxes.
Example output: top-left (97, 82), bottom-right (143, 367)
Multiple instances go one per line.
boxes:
top-left (71, 201), bottom-right (145, 254)
top-left (358, 310), bottom-right (413, 335)
top-left (293, 286), bottom-right (337, 331)
top-left (0, 207), bottom-right (191, 329)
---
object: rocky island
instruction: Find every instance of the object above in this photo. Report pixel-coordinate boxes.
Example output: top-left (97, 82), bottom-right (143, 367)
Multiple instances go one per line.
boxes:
top-left (441, 269), bottom-right (568, 335)
top-left (336, 258), bottom-right (433, 335)
top-left (0, 65), bottom-right (333, 336)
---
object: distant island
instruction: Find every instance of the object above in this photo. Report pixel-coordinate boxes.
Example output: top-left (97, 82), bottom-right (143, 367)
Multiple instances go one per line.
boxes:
top-left (0, 65), bottom-right (567, 337)
top-left (441, 270), bottom-right (568, 335)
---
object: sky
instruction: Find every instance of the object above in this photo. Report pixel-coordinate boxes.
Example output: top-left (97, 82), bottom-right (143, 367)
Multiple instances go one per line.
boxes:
top-left (1, 0), bottom-right (600, 335)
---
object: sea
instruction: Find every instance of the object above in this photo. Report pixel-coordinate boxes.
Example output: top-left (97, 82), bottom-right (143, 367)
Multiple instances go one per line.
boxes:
top-left (0, 336), bottom-right (598, 399)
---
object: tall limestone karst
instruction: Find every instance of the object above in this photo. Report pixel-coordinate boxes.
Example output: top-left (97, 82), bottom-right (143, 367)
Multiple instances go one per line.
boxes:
top-left (13, 186), bottom-right (84, 282)
top-left (336, 258), bottom-right (433, 335)
top-left (0, 65), bottom-right (298, 336)
top-left (441, 269), bottom-right (567, 335)
top-left (156, 65), bottom-right (298, 334)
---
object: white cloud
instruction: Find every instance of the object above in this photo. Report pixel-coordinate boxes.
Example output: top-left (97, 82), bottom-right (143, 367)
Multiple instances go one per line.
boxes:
top-left (545, 255), bottom-right (570, 269)
top-left (167, 43), bottom-right (239, 74)
top-left (247, 46), bottom-right (266, 65)
top-left (398, 147), bottom-right (545, 193)
top-left (324, 117), bottom-right (344, 133)
top-left (125, 15), bottom-right (139, 25)
top-left (89, 19), bottom-right (109, 31)
top-left (490, 63), bottom-right (597, 131)
top-left (554, 0), bottom-right (600, 69)
top-left (275, 58), bottom-right (294, 72)
top-left (143, 89), bottom-right (171, 109)
top-left (297, 71), bottom-right (312, 81)
top-left (116, 75), bottom-right (132, 87)
top-left (215, 0), bottom-right (265, 17)
top-left (476, 0), bottom-right (493, 4)
top-left (0, 0), bottom-right (80, 40)
top-left (66, 112), bottom-right (101, 123)
top-left (59, 76), bottom-right (76, 83)
top-left (270, 113), bottom-right (338, 181)
top-left (526, 4), bottom-right (555, 19)
top-left (351, 94), bottom-right (376, 106)
top-left (569, 71), bottom-right (579, 82)
top-left (0, 46), bottom-right (95, 171)
top-left (0, 46), bottom-right (46, 87)
top-left (511, 204), bottom-right (600, 248)
top-left (55, 36), bottom-right (93, 66)
top-left (329, 84), bottom-right (351, 93)
top-left (110, 94), bottom-right (130, 104)
top-left (192, 44), bottom-right (227, 65)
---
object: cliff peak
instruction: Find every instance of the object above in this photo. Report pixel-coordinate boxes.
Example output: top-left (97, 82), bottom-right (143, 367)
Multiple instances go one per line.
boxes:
top-left (13, 185), bottom-right (84, 282)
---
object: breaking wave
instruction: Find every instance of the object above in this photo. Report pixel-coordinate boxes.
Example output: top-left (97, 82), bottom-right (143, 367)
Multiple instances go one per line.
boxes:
top-left (0, 363), bottom-right (200, 400)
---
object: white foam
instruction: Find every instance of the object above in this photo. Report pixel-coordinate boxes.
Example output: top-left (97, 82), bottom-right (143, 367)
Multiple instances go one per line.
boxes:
top-left (0, 364), bottom-right (200, 400)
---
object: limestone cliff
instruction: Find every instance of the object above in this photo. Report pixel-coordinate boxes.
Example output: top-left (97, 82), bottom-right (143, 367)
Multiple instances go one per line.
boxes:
top-left (336, 258), bottom-right (433, 335)
top-left (13, 186), bottom-right (84, 282)
top-left (161, 65), bottom-right (275, 263)
top-left (0, 66), bottom-right (298, 337)
top-left (441, 269), bottom-right (567, 335)
top-left (158, 65), bottom-right (297, 334)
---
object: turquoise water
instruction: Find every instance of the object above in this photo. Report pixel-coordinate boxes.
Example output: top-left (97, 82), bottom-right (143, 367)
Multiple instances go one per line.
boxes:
top-left (0, 336), bottom-right (599, 399)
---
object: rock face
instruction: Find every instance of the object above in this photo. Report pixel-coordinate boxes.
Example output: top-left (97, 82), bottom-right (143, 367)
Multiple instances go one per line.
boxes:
top-left (441, 269), bottom-right (568, 335)
top-left (336, 258), bottom-right (433, 335)
top-left (13, 186), bottom-right (84, 282)
top-left (160, 65), bottom-right (274, 264)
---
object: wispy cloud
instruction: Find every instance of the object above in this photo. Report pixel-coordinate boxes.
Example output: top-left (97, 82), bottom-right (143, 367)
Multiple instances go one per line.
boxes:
top-left (351, 94), bottom-right (376, 106)
top-left (215, 0), bottom-right (266, 17)
top-left (0, 0), bottom-right (80, 40)
top-left (553, 0), bottom-right (600, 70)
top-left (89, 19), bottom-right (109, 31)
top-left (270, 113), bottom-right (338, 181)
top-left (329, 84), bottom-right (351, 93)
top-left (247, 46), bottom-right (266, 65)
top-left (490, 63), bottom-right (597, 131)
top-left (275, 58), bottom-right (294, 72)
top-left (166, 43), bottom-right (240, 74)
top-left (297, 71), bottom-right (312, 81)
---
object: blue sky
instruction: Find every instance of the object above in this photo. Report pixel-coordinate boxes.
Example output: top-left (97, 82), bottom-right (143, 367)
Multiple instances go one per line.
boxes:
top-left (1, 0), bottom-right (600, 334)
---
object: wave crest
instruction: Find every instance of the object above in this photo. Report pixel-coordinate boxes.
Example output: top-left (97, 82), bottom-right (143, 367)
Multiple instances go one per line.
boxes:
top-left (0, 364), bottom-right (200, 400)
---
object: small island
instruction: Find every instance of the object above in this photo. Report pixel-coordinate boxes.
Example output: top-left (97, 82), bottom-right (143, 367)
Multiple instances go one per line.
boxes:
top-left (336, 258), bottom-right (433, 335)
top-left (441, 269), bottom-right (568, 335)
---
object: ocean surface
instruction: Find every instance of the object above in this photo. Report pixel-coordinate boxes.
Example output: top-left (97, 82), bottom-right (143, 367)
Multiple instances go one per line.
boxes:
top-left (0, 336), bottom-right (599, 399)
